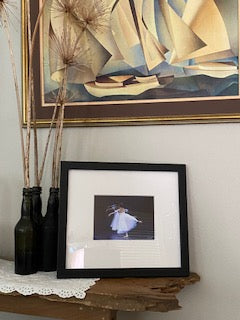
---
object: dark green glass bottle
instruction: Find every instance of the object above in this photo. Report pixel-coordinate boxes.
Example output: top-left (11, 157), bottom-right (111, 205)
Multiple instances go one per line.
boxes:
top-left (32, 186), bottom-right (43, 270)
top-left (41, 187), bottom-right (59, 271)
top-left (15, 188), bottom-right (37, 275)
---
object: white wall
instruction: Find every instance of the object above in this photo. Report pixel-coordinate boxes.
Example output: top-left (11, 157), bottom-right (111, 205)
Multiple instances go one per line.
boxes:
top-left (0, 6), bottom-right (240, 320)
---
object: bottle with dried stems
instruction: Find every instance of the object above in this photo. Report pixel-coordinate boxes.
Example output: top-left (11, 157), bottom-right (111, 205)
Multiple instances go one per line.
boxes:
top-left (41, 187), bottom-right (59, 271)
top-left (32, 186), bottom-right (43, 270)
top-left (15, 188), bottom-right (37, 275)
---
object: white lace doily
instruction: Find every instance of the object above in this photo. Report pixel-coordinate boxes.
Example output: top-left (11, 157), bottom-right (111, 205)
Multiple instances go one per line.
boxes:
top-left (0, 259), bottom-right (99, 299)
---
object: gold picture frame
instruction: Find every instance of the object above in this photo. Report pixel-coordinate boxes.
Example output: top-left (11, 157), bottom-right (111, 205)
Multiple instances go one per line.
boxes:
top-left (22, 0), bottom-right (240, 127)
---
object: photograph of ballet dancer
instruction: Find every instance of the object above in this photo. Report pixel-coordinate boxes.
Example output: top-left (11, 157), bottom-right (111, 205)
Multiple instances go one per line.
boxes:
top-left (94, 195), bottom-right (154, 240)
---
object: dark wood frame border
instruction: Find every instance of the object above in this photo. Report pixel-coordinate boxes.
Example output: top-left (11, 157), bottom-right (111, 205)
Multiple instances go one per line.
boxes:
top-left (22, 0), bottom-right (240, 127)
top-left (57, 161), bottom-right (189, 278)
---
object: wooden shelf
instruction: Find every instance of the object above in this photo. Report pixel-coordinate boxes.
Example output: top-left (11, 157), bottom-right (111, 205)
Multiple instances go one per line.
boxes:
top-left (0, 273), bottom-right (200, 320)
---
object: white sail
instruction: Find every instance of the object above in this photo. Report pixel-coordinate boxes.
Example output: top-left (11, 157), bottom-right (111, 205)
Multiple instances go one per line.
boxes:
top-left (87, 0), bottom-right (123, 61)
top-left (168, 0), bottom-right (186, 17)
top-left (159, 0), bottom-right (207, 64)
top-left (110, 0), bottom-right (167, 71)
top-left (111, 0), bottom-right (143, 68)
top-left (178, 0), bottom-right (232, 62)
top-left (142, 0), bottom-right (160, 41)
top-left (214, 0), bottom-right (238, 57)
top-left (114, 0), bottom-right (140, 48)
top-left (134, 0), bottom-right (167, 71)
top-left (194, 50), bottom-right (235, 64)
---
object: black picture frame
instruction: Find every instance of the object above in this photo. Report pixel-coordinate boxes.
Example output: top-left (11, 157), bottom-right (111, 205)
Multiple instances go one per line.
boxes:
top-left (57, 162), bottom-right (189, 278)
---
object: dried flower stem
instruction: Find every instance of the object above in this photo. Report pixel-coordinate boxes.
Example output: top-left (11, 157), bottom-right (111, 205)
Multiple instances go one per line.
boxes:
top-left (51, 66), bottom-right (68, 188)
top-left (38, 103), bottom-right (58, 184)
top-left (54, 66), bottom-right (69, 188)
top-left (28, 0), bottom-right (47, 71)
top-left (49, 0), bottom-right (109, 187)
top-left (25, 0), bottom-right (47, 187)
top-left (54, 101), bottom-right (65, 188)
top-left (3, 9), bottom-right (27, 186)
top-left (49, 18), bottom-right (84, 187)
top-left (51, 108), bottom-right (61, 187)
top-left (51, 94), bottom-right (64, 187)
top-left (26, 0), bottom-right (39, 187)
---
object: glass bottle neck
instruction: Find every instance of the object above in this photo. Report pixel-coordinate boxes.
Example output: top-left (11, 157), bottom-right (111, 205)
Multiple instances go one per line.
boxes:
top-left (32, 186), bottom-right (42, 215)
top-left (21, 188), bottom-right (33, 218)
top-left (45, 188), bottom-right (59, 218)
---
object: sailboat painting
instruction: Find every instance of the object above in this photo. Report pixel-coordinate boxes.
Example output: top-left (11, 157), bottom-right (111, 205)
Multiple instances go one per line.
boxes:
top-left (37, 0), bottom-right (239, 124)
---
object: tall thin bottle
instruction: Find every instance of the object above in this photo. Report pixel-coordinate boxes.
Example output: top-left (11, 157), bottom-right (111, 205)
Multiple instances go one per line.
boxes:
top-left (15, 188), bottom-right (37, 275)
top-left (32, 186), bottom-right (43, 270)
top-left (41, 187), bottom-right (59, 271)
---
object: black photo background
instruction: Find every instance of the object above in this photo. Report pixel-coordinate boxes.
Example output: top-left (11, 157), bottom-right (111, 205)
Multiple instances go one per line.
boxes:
top-left (94, 195), bottom-right (154, 240)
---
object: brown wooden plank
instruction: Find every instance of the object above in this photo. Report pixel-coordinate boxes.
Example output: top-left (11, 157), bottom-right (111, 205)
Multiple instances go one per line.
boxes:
top-left (0, 294), bottom-right (116, 320)
top-left (35, 273), bottom-right (200, 313)
top-left (87, 273), bottom-right (200, 297)
top-left (0, 273), bottom-right (200, 316)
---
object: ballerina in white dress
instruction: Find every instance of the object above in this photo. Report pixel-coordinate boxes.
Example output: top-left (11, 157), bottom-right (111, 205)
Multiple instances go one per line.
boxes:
top-left (108, 203), bottom-right (142, 238)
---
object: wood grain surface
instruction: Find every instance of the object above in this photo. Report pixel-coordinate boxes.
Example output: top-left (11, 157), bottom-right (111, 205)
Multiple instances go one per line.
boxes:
top-left (0, 273), bottom-right (200, 319)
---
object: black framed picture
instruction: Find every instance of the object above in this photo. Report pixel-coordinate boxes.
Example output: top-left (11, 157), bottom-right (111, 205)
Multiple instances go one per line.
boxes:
top-left (57, 162), bottom-right (189, 278)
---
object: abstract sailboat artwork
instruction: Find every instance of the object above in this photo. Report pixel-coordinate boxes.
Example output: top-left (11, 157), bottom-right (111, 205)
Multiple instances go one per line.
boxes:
top-left (38, 0), bottom-right (239, 123)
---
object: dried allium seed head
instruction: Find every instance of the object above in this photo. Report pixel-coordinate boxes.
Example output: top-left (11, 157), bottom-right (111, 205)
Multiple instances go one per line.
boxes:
top-left (74, 1), bottom-right (111, 33)
top-left (52, 0), bottom-right (110, 33)
top-left (50, 26), bottom-right (83, 69)
top-left (51, 0), bottom-right (111, 33)
top-left (51, 0), bottom-right (77, 16)
top-left (0, 0), bottom-right (17, 26)
top-left (46, 88), bottom-right (75, 105)
top-left (0, 0), bottom-right (8, 25)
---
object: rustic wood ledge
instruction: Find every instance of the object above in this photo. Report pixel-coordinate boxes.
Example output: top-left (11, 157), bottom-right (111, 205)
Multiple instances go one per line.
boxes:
top-left (0, 273), bottom-right (200, 320)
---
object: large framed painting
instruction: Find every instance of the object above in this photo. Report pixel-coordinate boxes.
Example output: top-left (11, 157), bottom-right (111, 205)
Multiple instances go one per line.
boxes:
top-left (22, 0), bottom-right (240, 126)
